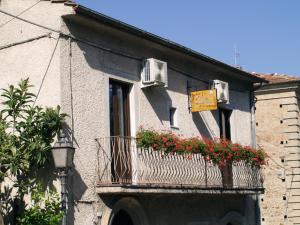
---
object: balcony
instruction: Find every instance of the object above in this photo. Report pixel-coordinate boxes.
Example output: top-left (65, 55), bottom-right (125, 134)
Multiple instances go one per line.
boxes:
top-left (95, 137), bottom-right (264, 195)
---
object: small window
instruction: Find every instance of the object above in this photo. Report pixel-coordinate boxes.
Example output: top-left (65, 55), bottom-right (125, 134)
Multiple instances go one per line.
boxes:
top-left (170, 107), bottom-right (178, 128)
top-left (219, 108), bottom-right (232, 140)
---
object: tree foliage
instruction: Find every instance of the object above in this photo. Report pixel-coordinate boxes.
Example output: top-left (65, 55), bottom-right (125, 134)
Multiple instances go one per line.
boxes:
top-left (17, 184), bottom-right (63, 225)
top-left (0, 78), bottom-right (67, 224)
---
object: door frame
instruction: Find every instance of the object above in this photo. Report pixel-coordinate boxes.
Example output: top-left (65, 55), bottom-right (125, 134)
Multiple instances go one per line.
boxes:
top-left (109, 79), bottom-right (131, 137)
top-left (105, 77), bottom-right (136, 139)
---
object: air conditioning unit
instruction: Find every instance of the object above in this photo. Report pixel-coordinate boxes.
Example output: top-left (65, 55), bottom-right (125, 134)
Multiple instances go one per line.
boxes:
top-left (212, 80), bottom-right (229, 104)
top-left (141, 58), bottom-right (168, 88)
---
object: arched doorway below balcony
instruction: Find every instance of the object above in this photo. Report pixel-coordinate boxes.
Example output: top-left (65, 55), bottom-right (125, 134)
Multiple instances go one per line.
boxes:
top-left (220, 211), bottom-right (245, 225)
top-left (102, 197), bottom-right (149, 225)
top-left (226, 223), bottom-right (239, 225)
top-left (111, 210), bottom-right (134, 225)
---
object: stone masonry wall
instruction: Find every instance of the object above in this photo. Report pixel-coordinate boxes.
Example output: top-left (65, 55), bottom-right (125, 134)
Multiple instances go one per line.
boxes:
top-left (256, 89), bottom-right (300, 225)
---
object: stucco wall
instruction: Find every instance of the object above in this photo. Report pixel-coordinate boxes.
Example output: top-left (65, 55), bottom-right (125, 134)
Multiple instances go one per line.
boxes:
top-left (62, 15), bottom-right (253, 143)
top-left (0, 0), bottom-right (73, 106)
top-left (0, 0), bottom-right (74, 223)
top-left (59, 16), bottom-right (256, 225)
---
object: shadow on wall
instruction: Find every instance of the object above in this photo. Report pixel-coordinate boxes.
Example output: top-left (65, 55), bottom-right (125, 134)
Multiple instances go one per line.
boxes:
top-left (62, 19), bottom-right (225, 139)
top-left (70, 37), bottom-right (141, 83)
top-left (32, 125), bottom-right (88, 225)
top-left (62, 123), bottom-right (80, 152)
top-left (62, 124), bottom-right (88, 225)
top-left (132, 195), bottom-right (247, 225)
top-left (6, 162), bottom-right (60, 225)
top-left (4, 161), bottom-right (66, 225)
top-left (67, 168), bottom-right (88, 225)
top-left (192, 111), bottom-right (219, 140)
top-left (142, 87), bottom-right (172, 125)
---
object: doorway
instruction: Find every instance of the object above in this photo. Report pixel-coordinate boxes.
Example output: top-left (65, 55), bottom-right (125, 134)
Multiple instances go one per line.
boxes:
top-left (109, 80), bottom-right (131, 137)
top-left (109, 80), bottom-right (132, 183)
top-left (111, 210), bottom-right (134, 225)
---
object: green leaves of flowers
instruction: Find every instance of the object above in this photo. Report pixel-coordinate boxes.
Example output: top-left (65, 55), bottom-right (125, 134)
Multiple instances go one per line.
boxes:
top-left (136, 128), bottom-right (267, 167)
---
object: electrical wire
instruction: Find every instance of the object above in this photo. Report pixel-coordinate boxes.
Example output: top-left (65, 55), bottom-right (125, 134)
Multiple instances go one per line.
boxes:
top-left (0, 33), bottom-right (51, 50)
top-left (0, 8), bottom-right (60, 33)
top-left (168, 65), bottom-right (209, 85)
top-left (33, 35), bottom-right (60, 106)
top-left (0, 0), bottom-right (42, 29)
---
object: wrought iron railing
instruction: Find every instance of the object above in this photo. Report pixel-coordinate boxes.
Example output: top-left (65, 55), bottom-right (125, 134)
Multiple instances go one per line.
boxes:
top-left (96, 136), bottom-right (263, 190)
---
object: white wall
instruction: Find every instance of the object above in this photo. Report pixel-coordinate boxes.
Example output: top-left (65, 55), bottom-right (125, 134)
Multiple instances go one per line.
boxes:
top-left (0, 0), bottom-right (73, 107)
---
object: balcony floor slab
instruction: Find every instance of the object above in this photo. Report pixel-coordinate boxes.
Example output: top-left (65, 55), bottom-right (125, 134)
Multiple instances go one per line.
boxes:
top-left (96, 184), bottom-right (264, 195)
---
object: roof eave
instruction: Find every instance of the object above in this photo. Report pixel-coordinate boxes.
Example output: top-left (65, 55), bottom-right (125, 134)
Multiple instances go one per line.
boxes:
top-left (255, 80), bottom-right (300, 93)
top-left (263, 79), bottom-right (300, 87)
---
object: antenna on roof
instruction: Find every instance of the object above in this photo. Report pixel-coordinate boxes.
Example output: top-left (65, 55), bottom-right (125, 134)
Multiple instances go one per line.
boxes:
top-left (234, 45), bottom-right (241, 69)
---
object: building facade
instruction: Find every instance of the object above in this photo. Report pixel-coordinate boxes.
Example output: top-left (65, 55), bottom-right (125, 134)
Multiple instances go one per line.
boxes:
top-left (1, 1), bottom-right (265, 225)
top-left (255, 74), bottom-right (300, 225)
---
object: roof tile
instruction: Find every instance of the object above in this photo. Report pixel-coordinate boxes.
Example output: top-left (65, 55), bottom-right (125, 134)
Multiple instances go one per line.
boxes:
top-left (252, 73), bottom-right (299, 84)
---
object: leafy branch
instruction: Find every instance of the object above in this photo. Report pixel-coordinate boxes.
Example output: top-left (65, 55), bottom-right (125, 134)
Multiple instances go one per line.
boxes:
top-left (0, 78), bottom-right (67, 224)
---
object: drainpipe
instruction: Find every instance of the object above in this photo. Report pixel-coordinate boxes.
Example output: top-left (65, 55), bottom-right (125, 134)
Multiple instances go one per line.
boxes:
top-left (251, 82), bottom-right (265, 225)
top-left (249, 89), bottom-right (259, 225)
top-left (250, 89), bottom-right (256, 148)
top-left (250, 82), bottom-right (265, 148)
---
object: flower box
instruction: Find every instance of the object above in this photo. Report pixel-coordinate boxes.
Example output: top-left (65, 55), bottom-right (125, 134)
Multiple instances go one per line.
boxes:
top-left (136, 128), bottom-right (267, 168)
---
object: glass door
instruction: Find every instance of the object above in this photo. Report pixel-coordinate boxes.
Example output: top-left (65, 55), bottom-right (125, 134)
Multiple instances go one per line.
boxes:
top-left (109, 80), bottom-right (132, 183)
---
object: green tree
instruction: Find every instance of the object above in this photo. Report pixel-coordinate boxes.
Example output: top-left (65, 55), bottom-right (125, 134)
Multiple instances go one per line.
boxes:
top-left (0, 78), bottom-right (66, 224)
top-left (17, 184), bottom-right (63, 225)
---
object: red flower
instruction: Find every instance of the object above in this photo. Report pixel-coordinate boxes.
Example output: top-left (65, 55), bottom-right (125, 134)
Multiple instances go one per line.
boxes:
top-left (162, 137), bottom-right (168, 142)
top-left (136, 128), bottom-right (267, 167)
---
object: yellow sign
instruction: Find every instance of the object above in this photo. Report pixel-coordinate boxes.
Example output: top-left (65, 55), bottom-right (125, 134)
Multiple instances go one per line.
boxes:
top-left (191, 89), bottom-right (217, 112)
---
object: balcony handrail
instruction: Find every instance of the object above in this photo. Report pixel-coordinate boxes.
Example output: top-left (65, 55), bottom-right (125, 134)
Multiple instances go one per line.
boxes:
top-left (96, 136), bottom-right (263, 190)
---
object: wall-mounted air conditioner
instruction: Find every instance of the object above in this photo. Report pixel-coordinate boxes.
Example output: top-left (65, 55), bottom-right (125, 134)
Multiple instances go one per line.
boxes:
top-left (212, 80), bottom-right (229, 104)
top-left (141, 58), bottom-right (168, 88)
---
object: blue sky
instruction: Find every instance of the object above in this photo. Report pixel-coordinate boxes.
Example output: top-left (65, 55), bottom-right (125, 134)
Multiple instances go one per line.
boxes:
top-left (76, 1), bottom-right (300, 76)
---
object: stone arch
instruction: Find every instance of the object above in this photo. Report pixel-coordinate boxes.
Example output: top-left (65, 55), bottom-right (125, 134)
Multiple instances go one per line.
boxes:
top-left (219, 211), bottom-right (245, 225)
top-left (101, 197), bottom-right (149, 225)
